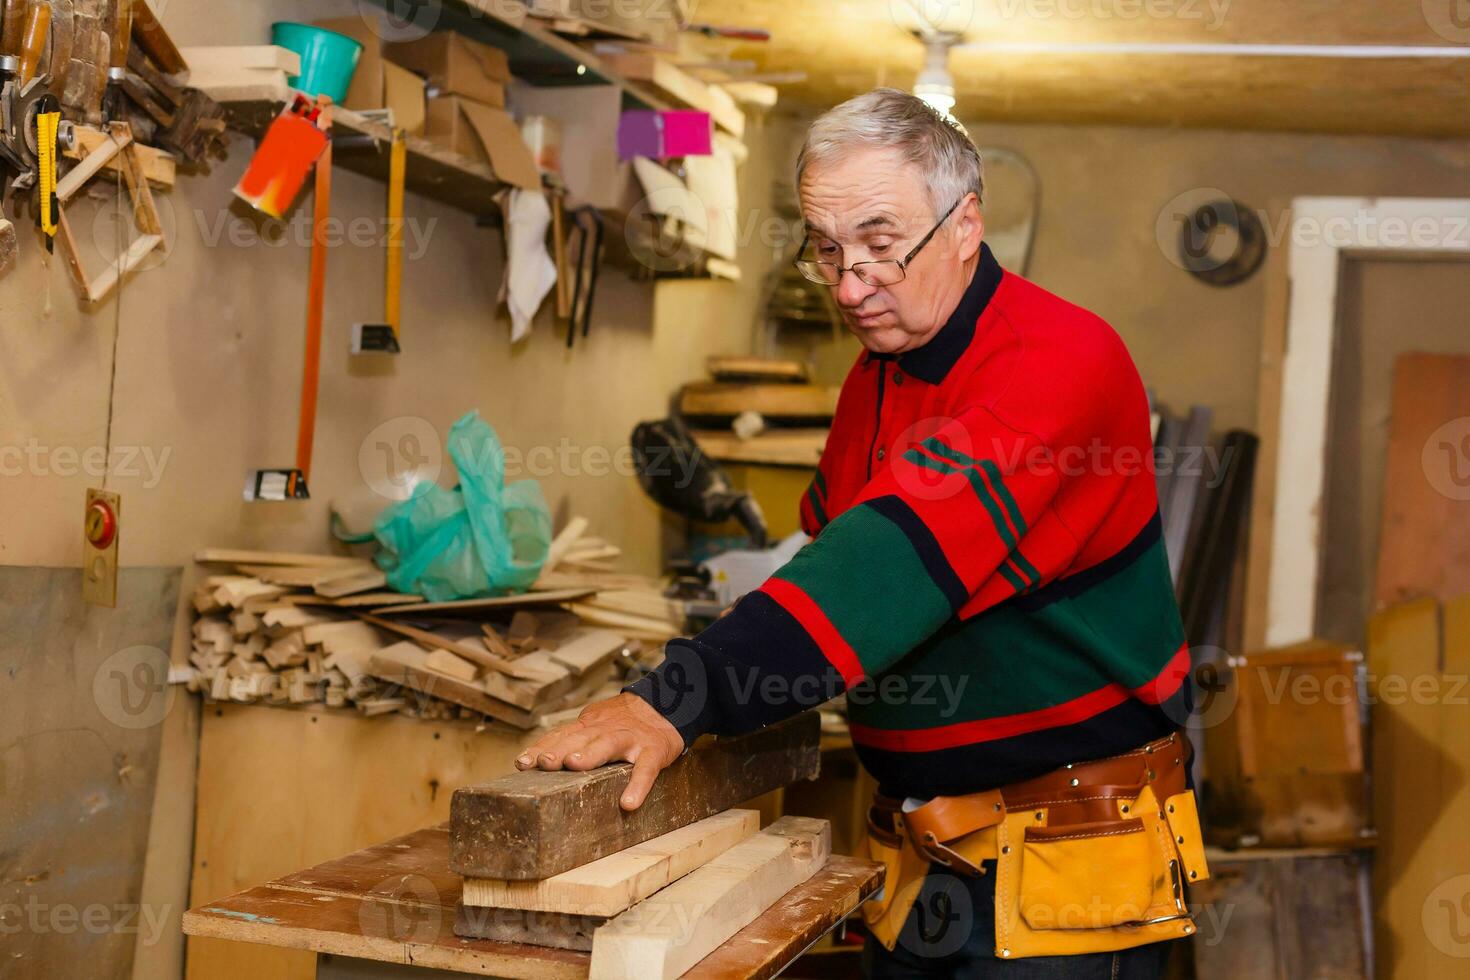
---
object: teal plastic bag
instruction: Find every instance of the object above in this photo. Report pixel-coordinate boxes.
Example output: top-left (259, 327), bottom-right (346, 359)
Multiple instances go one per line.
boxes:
top-left (373, 411), bottom-right (552, 601)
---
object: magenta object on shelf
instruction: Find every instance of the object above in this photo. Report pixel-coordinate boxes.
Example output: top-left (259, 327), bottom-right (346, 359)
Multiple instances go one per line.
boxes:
top-left (617, 110), bottom-right (713, 160)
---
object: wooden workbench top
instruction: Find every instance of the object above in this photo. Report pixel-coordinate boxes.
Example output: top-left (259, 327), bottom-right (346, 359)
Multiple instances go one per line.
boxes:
top-left (183, 823), bottom-right (882, 979)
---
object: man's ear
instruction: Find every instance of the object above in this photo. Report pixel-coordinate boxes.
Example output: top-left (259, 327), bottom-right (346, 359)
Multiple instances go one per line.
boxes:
top-left (956, 192), bottom-right (984, 263)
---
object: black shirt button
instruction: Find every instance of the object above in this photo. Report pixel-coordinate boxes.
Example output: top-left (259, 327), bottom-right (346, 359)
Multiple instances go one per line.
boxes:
top-left (876, 448), bottom-right (886, 461)
top-left (893, 372), bottom-right (904, 386)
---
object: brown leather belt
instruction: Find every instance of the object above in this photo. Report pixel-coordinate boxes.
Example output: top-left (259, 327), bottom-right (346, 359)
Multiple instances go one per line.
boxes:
top-left (868, 732), bottom-right (1188, 877)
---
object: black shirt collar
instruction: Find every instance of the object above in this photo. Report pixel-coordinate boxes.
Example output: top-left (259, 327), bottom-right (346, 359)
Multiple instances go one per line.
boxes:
top-left (867, 242), bottom-right (1003, 385)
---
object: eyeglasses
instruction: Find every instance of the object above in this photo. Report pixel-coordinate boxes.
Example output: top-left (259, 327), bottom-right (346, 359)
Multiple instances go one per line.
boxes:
top-left (793, 198), bottom-right (963, 287)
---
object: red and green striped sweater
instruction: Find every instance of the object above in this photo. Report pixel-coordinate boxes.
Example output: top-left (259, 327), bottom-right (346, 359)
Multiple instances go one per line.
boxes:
top-left (629, 243), bottom-right (1191, 799)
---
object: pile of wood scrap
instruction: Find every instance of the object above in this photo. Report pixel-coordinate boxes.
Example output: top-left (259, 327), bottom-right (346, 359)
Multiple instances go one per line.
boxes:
top-left (450, 715), bottom-right (829, 977)
top-left (534, 517), bottom-right (689, 643)
top-left (180, 548), bottom-right (637, 729)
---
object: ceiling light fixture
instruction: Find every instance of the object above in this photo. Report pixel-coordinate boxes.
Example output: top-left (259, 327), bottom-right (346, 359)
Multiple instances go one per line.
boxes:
top-left (914, 35), bottom-right (959, 119)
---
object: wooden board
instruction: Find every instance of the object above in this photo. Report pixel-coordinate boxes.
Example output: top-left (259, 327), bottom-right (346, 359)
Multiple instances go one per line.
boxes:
top-left (587, 816), bottom-right (831, 980)
top-left (366, 644), bottom-right (540, 730)
top-left (705, 356), bottom-right (810, 383)
top-left (1375, 354), bottom-right (1470, 609)
top-left (462, 809), bottom-right (760, 916)
top-left (184, 822), bottom-right (881, 979)
top-left (691, 428), bottom-right (827, 468)
top-left (679, 383), bottom-right (837, 420)
top-left (358, 613), bottom-right (541, 680)
top-left (184, 706), bottom-right (532, 980)
top-left (196, 549), bottom-right (364, 567)
top-left (376, 588), bottom-right (596, 617)
top-left (1369, 598), bottom-right (1445, 979)
top-left (1191, 848), bottom-right (1370, 978)
top-left (450, 713), bottom-right (822, 879)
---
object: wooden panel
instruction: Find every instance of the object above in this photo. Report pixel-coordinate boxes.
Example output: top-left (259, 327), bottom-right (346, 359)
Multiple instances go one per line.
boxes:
top-left (462, 809), bottom-right (761, 915)
top-left (679, 383), bottom-right (838, 419)
top-left (587, 816), bottom-right (831, 979)
top-left (1192, 849), bottom-right (1369, 979)
top-left (0, 567), bottom-right (181, 980)
top-left (185, 703), bottom-right (531, 980)
top-left (451, 713), bottom-right (821, 878)
top-left (1375, 354), bottom-right (1470, 609)
top-left (691, 428), bottom-right (828, 467)
top-left (1368, 598), bottom-right (1454, 979)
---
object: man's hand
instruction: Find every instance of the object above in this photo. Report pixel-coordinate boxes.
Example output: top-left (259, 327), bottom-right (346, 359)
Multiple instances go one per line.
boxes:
top-left (514, 692), bottom-right (684, 811)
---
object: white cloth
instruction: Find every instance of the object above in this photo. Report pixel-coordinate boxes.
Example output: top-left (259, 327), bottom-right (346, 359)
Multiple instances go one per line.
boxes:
top-left (499, 188), bottom-right (557, 342)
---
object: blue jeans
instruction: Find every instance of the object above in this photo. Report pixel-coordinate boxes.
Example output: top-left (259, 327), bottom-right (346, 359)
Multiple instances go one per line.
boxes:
top-left (862, 862), bottom-right (1178, 979)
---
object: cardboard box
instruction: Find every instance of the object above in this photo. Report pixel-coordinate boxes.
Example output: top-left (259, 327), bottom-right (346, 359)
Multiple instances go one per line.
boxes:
top-left (423, 95), bottom-right (540, 191)
top-left (311, 17), bottom-right (425, 134)
top-left (383, 33), bottom-right (510, 107)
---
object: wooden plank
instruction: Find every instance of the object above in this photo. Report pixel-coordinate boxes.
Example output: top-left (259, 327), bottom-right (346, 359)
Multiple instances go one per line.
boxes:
top-left (376, 588), bottom-right (596, 617)
top-left (682, 853), bottom-right (881, 980)
top-left (195, 548), bottom-right (364, 566)
top-left (462, 810), bottom-right (760, 916)
top-left (451, 712), bottom-right (822, 879)
top-left (679, 383), bottom-right (837, 419)
top-left (691, 428), bottom-right (827, 467)
top-left (705, 356), bottom-right (810, 383)
top-left (358, 612), bottom-right (542, 680)
top-left (483, 652), bottom-right (575, 709)
top-left (587, 816), bottom-right (831, 980)
top-left (425, 647), bottom-right (479, 683)
top-left (1375, 354), bottom-right (1470, 609)
top-left (64, 125), bottom-right (176, 188)
top-left (313, 566), bottom-right (389, 598)
top-left (546, 629), bottom-right (626, 677)
top-left (186, 817), bottom-right (879, 979)
top-left (366, 643), bottom-right (540, 730)
top-left (1369, 598), bottom-right (1443, 980)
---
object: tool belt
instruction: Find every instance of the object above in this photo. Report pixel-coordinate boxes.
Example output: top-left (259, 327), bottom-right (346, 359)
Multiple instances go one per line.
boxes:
top-left (862, 732), bottom-right (1209, 959)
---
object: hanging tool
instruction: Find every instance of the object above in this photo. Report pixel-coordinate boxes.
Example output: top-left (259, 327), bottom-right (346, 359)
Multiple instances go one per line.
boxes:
top-left (33, 91), bottom-right (55, 249)
top-left (351, 127), bottom-right (404, 355)
top-left (563, 205), bottom-right (603, 349)
top-left (103, 0), bottom-right (133, 122)
top-left (16, 0), bottom-right (47, 85)
top-left (244, 100), bottom-right (331, 502)
top-left (549, 184), bottom-right (570, 322)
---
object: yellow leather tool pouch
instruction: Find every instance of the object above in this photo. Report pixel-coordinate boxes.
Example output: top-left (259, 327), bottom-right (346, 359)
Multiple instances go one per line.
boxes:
top-left (993, 787), bottom-right (1204, 959)
top-left (861, 816), bottom-right (935, 951)
top-left (1019, 818), bottom-right (1155, 929)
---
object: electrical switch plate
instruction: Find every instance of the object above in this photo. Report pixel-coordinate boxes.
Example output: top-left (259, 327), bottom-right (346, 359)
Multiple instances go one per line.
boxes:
top-left (83, 488), bottom-right (121, 608)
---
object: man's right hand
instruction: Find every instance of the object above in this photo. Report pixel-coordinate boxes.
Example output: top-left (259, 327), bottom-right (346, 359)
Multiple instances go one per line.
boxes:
top-left (514, 692), bottom-right (684, 811)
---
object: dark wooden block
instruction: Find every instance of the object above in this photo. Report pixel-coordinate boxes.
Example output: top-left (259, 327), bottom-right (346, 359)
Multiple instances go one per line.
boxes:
top-left (449, 712), bottom-right (821, 879)
top-left (454, 903), bottom-right (606, 951)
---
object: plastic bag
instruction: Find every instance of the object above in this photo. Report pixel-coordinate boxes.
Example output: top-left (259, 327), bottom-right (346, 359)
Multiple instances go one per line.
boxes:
top-left (373, 411), bottom-right (551, 601)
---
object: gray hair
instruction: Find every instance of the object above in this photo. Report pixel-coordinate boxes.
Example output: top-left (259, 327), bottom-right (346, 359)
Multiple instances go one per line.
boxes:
top-left (796, 88), bottom-right (983, 220)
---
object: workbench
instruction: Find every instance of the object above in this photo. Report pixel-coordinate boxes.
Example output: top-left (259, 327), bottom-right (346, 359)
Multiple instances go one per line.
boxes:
top-left (183, 823), bottom-right (883, 979)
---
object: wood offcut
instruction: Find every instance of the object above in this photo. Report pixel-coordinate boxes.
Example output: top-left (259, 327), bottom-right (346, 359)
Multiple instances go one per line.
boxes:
top-left (450, 712), bottom-right (821, 879)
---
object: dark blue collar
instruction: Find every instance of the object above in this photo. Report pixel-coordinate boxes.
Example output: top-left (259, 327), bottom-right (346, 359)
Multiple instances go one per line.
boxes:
top-left (865, 242), bottom-right (1003, 385)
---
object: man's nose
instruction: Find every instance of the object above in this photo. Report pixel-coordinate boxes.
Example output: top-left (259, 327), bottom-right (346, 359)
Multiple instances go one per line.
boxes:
top-left (834, 268), bottom-right (877, 307)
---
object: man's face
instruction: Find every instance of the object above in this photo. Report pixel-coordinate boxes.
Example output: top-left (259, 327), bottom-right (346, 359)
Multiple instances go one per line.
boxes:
top-left (799, 147), bottom-right (983, 354)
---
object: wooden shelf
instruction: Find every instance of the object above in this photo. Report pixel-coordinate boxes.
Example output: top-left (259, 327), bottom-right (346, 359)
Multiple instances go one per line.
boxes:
top-left (222, 90), bottom-right (509, 219)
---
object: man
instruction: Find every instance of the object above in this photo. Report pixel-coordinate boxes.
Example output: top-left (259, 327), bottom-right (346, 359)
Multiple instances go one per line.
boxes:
top-left (519, 89), bottom-right (1203, 978)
